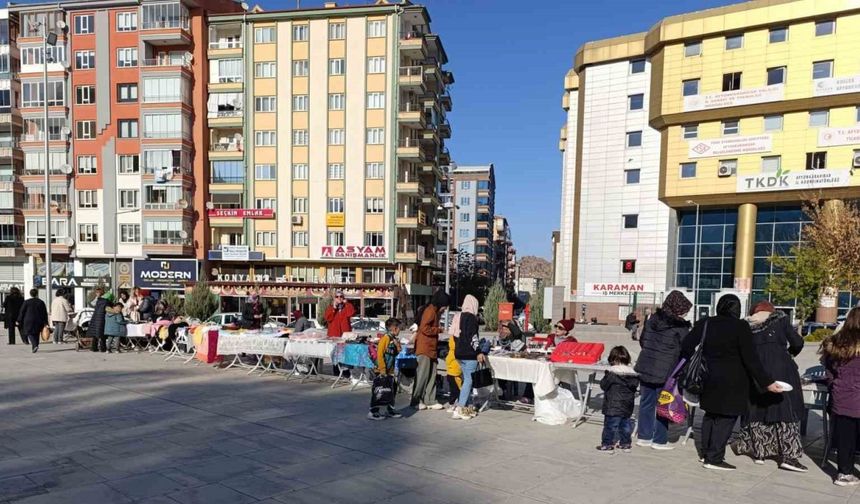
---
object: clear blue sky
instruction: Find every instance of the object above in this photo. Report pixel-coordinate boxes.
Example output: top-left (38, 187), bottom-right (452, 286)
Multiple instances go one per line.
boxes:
top-left (258, 0), bottom-right (741, 259)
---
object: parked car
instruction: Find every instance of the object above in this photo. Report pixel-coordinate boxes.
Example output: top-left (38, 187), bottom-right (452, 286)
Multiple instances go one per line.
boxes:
top-left (283, 318), bottom-right (322, 334)
top-left (206, 312), bottom-right (242, 326)
top-left (349, 317), bottom-right (385, 335)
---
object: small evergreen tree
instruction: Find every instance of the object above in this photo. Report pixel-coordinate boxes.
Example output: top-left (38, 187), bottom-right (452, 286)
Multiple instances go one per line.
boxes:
top-left (529, 288), bottom-right (551, 333)
top-left (317, 294), bottom-right (332, 326)
top-left (160, 290), bottom-right (184, 316)
top-left (184, 281), bottom-right (220, 321)
top-left (483, 281), bottom-right (506, 331)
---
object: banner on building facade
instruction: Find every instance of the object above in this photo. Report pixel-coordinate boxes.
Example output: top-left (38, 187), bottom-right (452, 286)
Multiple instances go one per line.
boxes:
top-left (813, 75), bottom-right (860, 97)
top-left (221, 245), bottom-right (250, 261)
top-left (320, 245), bottom-right (387, 259)
top-left (818, 127), bottom-right (860, 147)
top-left (584, 282), bottom-right (653, 297)
top-left (683, 84), bottom-right (784, 112)
top-left (133, 259), bottom-right (198, 290)
top-left (737, 169), bottom-right (852, 193)
top-left (688, 135), bottom-right (772, 158)
top-left (326, 213), bottom-right (345, 227)
top-left (207, 208), bottom-right (274, 219)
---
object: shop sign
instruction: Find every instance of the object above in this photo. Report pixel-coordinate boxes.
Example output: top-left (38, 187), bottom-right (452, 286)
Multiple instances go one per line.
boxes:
top-left (813, 75), bottom-right (860, 97)
top-left (215, 273), bottom-right (285, 283)
top-left (326, 213), bottom-right (345, 227)
top-left (683, 84), bottom-right (784, 112)
top-left (321, 245), bottom-right (386, 259)
top-left (737, 168), bottom-right (851, 193)
top-left (207, 208), bottom-right (274, 219)
top-left (133, 259), bottom-right (197, 290)
top-left (0, 282), bottom-right (23, 292)
top-left (584, 283), bottom-right (652, 297)
top-left (51, 276), bottom-right (109, 288)
top-left (818, 126), bottom-right (860, 147)
top-left (221, 245), bottom-right (249, 261)
top-left (688, 135), bottom-right (772, 159)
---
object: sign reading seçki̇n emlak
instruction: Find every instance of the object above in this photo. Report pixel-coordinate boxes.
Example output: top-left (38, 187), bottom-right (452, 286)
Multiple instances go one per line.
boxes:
top-left (207, 208), bottom-right (274, 219)
top-left (737, 168), bottom-right (852, 193)
top-left (584, 283), bottom-right (653, 297)
top-left (133, 259), bottom-right (198, 290)
top-left (320, 246), bottom-right (386, 259)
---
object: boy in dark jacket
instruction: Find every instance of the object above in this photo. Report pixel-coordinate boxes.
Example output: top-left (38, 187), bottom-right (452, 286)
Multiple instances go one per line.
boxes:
top-left (597, 346), bottom-right (638, 453)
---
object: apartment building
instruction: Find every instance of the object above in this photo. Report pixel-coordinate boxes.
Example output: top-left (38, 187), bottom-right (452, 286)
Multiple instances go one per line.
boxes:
top-left (493, 215), bottom-right (516, 291)
top-left (450, 164), bottom-right (494, 277)
top-left (205, 1), bottom-right (453, 318)
top-left (0, 9), bottom-right (22, 304)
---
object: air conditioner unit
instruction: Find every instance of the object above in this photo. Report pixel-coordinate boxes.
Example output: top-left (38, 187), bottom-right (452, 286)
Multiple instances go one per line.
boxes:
top-left (717, 164), bottom-right (734, 177)
top-left (852, 153), bottom-right (860, 168)
top-left (291, 215), bottom-right (303, 225)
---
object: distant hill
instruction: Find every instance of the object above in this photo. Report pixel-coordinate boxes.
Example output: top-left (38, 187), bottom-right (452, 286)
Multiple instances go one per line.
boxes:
top-left (518, 256), bottom-right (552, 282)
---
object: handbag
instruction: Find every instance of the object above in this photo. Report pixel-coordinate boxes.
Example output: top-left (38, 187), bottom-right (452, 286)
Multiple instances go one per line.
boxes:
top-left (370, 375), bottom-right (396, 408)
top-left (471, 364), bottom-right (494, 389)
top-left (679, 320), bottom-right (709, 396)
top-left (657, 359), bottom-right (688, 424)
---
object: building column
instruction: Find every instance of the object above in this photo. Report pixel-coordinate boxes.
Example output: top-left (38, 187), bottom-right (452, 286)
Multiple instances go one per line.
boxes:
top-left (733, 203), bottom-right (757, 295)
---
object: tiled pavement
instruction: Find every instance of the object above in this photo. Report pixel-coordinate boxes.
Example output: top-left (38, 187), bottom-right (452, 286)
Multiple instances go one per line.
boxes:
top-left (0, 341), bottom-right (855, 504)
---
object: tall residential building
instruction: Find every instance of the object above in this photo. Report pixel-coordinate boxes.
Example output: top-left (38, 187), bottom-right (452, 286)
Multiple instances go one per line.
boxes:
top-left (450, 163), bottom-right (494, 277)
top-left (0, 9), bottom-right (22, 304)
top-left (492, 215), bottom-right (516, 290)
top-left (205, 1), bottom-right (453, 318)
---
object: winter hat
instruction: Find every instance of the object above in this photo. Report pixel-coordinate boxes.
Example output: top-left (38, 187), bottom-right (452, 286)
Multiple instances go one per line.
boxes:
top-left (557, 319), bottom-right (575, 333)
top-left (292, 310), bottom-right (303, 320)
top-left (662, 290), bottom-right (692, 319)
top-left (102, 292), bottom-right (115, 303)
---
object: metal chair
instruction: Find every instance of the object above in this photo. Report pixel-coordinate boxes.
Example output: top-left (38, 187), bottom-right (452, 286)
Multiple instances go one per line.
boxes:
top-left (801, 365), bottom-right (832, 468)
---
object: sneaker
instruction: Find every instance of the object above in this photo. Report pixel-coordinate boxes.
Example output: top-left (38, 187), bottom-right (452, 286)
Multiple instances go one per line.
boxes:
top-left (452, 407), bottom-right (473, 420)
top-left (426, 403), bottom-right (445, 411)
top-left (416, 403), bottom-right (428, 411)
top-left (834, 474), bottom-right (860, 487)
top-left (32, 347), bottom-right (38, 353)
top-left (464, 406), bottom-right (478, 417)
top-left (446, 404), bottom-right (457, 413)
top-left (386, 407), bottom-right (403, 419)
top-left (619, 444), bottom-right (632, 453)
top-left (779, 459), bottom-right (808, 473)
top-left (367, 411), bottom-right (386, 421)
top-left (703, 461), bottom-right (736, 471)
top-left (754, 459), bottom-right (765, 465)
top-left (635, 439), bottom-right (652, 447)
top-left (651, 443), bottom-right (675, 451)
top-left (698, 457), bottom-right (705, 463)
top-left (595, 445), bottom-right (615, 454)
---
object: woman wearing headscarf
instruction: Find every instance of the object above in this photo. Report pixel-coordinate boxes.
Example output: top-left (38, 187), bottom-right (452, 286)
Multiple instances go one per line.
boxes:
top-left (733, 301), bottom-right (806, 471)
top-left (453, 295), bottom-right (485, 420)
top-left (241, 294), bottom-right (264, 329)
top-left (634, 290), bottom-right (692, 450)
top-left (681, 295), bottom-right (783, 471)
top-left (411, 290), bottom-right (449, 410)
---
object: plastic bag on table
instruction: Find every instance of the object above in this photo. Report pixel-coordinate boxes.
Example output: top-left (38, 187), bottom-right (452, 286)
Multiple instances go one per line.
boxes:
top-left (533, 387), bottom-right (582, 426)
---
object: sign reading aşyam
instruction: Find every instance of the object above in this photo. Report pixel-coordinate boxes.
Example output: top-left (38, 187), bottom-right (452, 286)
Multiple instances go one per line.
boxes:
top-left (320, 246), bottom-right (386, 259)
top-left (688, 135), bottom-right (772, 159)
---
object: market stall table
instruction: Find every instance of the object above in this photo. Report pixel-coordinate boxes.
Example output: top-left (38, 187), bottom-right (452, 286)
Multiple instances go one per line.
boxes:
top-left (217, 331), bottom-right (289, 374)
top-left (283, 338), bottom-right (340, 382)
top-left (331, 342), bottom-right (375, 390)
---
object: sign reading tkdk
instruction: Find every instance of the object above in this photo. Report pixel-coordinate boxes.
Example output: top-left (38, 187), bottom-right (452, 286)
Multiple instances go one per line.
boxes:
top-left (737, 169), bottom-right (851, 193)
top-left (207, 208), bottom-right (274, 219)
top-left (585, 283), bottom-right (652, 297)
top-left (321, 246), bottom-right (386, 259)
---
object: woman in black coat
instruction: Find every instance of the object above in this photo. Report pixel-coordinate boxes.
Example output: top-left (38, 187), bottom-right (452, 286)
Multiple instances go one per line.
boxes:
top-left (17, 289), bottom-right (47, 352)
top-left (733, 301), bottom-right (806, 471)
top-left (87, 290), bottom-right (110, 352)
top-left (681, 295), bottom-right (782, 471)
top-left (3, 287), bottom-right (24, 344)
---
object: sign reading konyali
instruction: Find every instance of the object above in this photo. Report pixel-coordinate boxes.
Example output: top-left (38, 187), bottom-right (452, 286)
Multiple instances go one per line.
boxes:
top-left (320, 245), bottom-right (386, 259)
top-left (818, 127), bottom-right (860, 147)
top-left (683, 84), bottom-right (784, 112)
top-left (584, 283), bottom-right (653, 297)
top-left (737, 169), bottom-right (852, 193)
top-left (688, 135), bottom-right (772, 159)
top-left (207, 208), bottom-right (274, 219)
top-left (813, 75), bottom-right (860, 97)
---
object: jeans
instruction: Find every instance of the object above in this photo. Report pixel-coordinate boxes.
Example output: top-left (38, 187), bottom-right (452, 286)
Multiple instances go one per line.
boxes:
top-left (834, 414), bottom-right (860, 475)
top-left (602, 416), bottom-right (633, 447)
top-left (411, 355), bottom-right (438, 407)
top-left (106, 335), bottom-right (120, 352)
top-left (53, 321), bottom-right (65, 343)
top-left (458, 360), bottom-right (478, 407)
top-left (637, 382), bottom-right (669, 445)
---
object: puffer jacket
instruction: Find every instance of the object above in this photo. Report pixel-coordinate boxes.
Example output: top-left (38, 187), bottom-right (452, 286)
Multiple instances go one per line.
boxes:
top-left (104, 312), bottom-right (128, 337)
top-left (86, 297), bottom-right (109, 338)
top-left (634, 309), bottom-right (691, 385)
top-left (600, 364), bottom-right (639, 417)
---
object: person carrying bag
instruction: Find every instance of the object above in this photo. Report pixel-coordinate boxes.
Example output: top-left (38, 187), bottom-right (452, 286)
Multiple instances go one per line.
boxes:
top-left (453, 295), bottom-right (487, 420)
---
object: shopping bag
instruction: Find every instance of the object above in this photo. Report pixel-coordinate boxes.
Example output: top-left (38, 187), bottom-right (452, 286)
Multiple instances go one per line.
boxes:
top-left (471, 365), bottom-right (494, 389)
top-left (533, 387), bottom-right (582, 426)
top-left (657, 359), bottom-right (688, 424)
top-left (370, 375), bottom-right (396, 408)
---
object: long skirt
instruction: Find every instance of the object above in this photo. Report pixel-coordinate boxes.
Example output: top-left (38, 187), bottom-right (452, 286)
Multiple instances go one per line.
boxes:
top-left (733, 420), bottom-right (803, 461)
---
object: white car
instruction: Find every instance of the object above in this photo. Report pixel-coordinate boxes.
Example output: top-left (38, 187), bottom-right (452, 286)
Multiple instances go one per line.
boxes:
top-left (349, 317), bottom-right (386, 334)
top-left (206, 312), bottom-right (242, 326)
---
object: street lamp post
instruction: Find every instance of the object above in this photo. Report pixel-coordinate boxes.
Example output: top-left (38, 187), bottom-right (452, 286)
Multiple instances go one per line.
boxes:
top-left (686, 199), bottom-right (700, 320)
top-left (40, 19), bottom-right (63, 308)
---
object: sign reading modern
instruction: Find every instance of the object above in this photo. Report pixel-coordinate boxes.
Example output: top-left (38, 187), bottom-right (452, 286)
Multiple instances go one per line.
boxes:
top-left (320, 246), bottom-right (386, 259)
top-left (584, 283), bottom-right (653, 297)
top-left (737, 169), bottom-right (852, 193)
top-left (133, 259), bottom-right (198, 290)
top-left (688, 135), bottom-right (772, 159)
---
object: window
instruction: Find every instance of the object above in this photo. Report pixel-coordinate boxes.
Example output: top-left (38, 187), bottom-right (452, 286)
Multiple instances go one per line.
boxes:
top-left (329, 58), bottom-right (345, 75)
top-left (21, 46), bottom-right (66, 66)
top-left (625, 169), bottom-right (640, 184)
top-left (117, 47), bottom-right (138, 67)
top-left (366, 162), bottom-right (384, 179)
top-left (144, 77), bottom-right (183, 103)
top-left (809, 109), bottom-right (829, 127)
top-left (255, 164), bottom-right (275, 180)
top-left (329, 22), bottom-right (345, 40)
top-left (630, 59), bottom-right (646, 74)
top-left (368, 20), bottom-right (386, 38)
top-left (292, 197), bottom-right (308, 213)
top-left (256, 232), bottom-right (276, 247)
top-left (293, 95), bottom-right (309, 111)
top-left (292, 163), bottom-right (308, 179)
top-left (217, 59), bottom-right (243, 82)
top-left (623, 214), bottom-right (638, 229)
top-left (76, 86), bottom-right (95, 105)
top-left (767, 66), bottom-right (786, 86)
top-left (120, 224), bottom-right (141, 243)
top-left (459, 229), bottom-right (470, 238)
top-left (143, 113), bottom-right (185, 138)
top-left (76, 121), bottom-right (96, 139)
top-left (367, 92), bottom-right (385, 109)
top-left (365, 232), bottom-right (383, 247)
top-left (682, 124), bottom-right (698, 139)
top-left (722, 72), bottom-right (742, 92)
top-left (119, 190), bottom-right (139, 209)
top-left (75, 50), bottom-right (95, 69)
top-left (813, 60), bottom-right (833, 80)
top-left (328, 129), bottom-right (345, 145)
top-left (143, 149), bottom-right (186, 174)
top-left (254, 62), bottom-right (276, 78)
top-left (118, 119), bottom-right (138, 138)
top-left (628, 93), bottom-right (644, 111)
top-left (78, 190), bottom-right (98, 209)
top-left (292, 130), bottom-right (308, 146)
top-left (328, 93), bottom-right (344, 110)
top-left (21, 82), bottom-right (65, 108)
top-left (460, 212), bottom-right (470, 222)
top-left (78, 224), bottom-right (99, 243)
top-left (366, 197), bottom-right (384, 214)
top-left (769, 27), bottom-right (788, 43)
top-left (806, 152), bottom-right (827, 170)
top-left (816, 20), bottom-right (835, 37)
top-left (293, 60), bottom-right (309, 77)
top-left (292, 232), bottom-right (308, 247)
top-left (117, 11), bottom-right (137, 31)
top-left (461, 181), bottom-right (471, 189)
top-left (117, 154), bottom-right (139, 174)
top-left (626, 131), bottom-right (642, 147)
top-left (680, 162), bottom-right (697, 179)
top-left (255, 26), bottom-right (276, 43)
top-left (764, 115), bottom-right (783, 131)
top-left (725, 34), bottom-right (743, 50)
top-left (684, 41), bottom-right (702, 57)
top-left (367, 128), bottom-right (385, 145)
top-left (255, 198), bottom-right (276, 210)
top-left (255, 130), bottom-right (276, 146)
top-left (367, 56), bottom-right (385, 74)
top-left (460, 196), bottom-right (471, 205)
top-left (255, 96), bottom-right (276, 112)
top-left (761, 156), bottom-right (781, 174)
top-left (211, 161), bottom-right (243, 183)
top-left (75, 14), bottom-right (94, 34)
top-left (328, 198), bottom-right (344, 213)
top-left (327, 232), bottom-right (344, 246)
top-left (682, 79), bottom-right (699, 97)
top-left (77, 155), bottom-right (97, 175)
top-left (722, 119), bottom-right (740, 136)
top-left (117, 83), bottom-right (138, 103)
top-left (327, 163), bottom-right (344, 179)
top-left (292, 24), bottom-right (308, 41)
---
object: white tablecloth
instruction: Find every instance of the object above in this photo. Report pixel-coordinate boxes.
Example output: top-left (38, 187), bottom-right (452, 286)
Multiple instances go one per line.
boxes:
top-left (487, 355), bottom-right (557, 398)
top-left (217, 333), bottom-right (289, 356)
top-left (126, 324), bottom-right (150, 337)
top-left (285, 339), bottom-right (338, 360)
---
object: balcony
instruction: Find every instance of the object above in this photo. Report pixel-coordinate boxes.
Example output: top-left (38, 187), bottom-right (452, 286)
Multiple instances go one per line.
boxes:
top-left (395, 243), bottom-right (425, 263)
top-left (396, 136), bottom-right (425, 161)
top-left (0, 243), bottom-right (25, 259)
top-left (439, 148), bottom-right (451, 165)
top-left (143, 236), bottom-right (193, 256)
top-left (439, 92), bottom-right (452, 112)
top-left (208, 25), bottom-right (243, 58)
top-left (19, 132), bottom-right (69, 144)
top-left (140, 56), bottom-right (193, 75)
top-left (208, 76), bottom-right (244, 93)
top-left (207, 105), bottom-right (244, 127)
top-left (397, 101), bottom-right (425, 127)
top-left (400, 30), bottom-right (428, 57)
top-left (438, 120), bottom-right (451, 139)
top-left (141, 4), bottom-right (191, 46)
top-left (398, 66), bottom-right (426, 90)
top-left (209, 131), bottom-right (244, 160)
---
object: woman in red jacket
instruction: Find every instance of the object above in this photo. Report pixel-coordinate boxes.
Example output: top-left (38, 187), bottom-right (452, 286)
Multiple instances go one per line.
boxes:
top-left (324, 291), bottom-right (355, 337)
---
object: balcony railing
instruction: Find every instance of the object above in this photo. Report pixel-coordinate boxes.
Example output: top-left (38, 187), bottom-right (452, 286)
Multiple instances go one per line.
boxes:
top-left (397, 170), bottom-right (419, 183)
top-left (19, 132), bottom-right (68, 142)
top-left (144, 236), bottom-right (191, 245)
top-left (398, 137), bottom-right (421, 148)
top-left (144, 201), bottom-right (184, 210)
top-left (143, 95), bottom-right (183, 103)
top-left (399, 101), bottom-right (423, 112)
top-left (209, 40), bottom-right (243, 50)
top-left (211, 141), bottom-right (243, 152)
top-left (142, 17), bottom-right (190, 31)
top-left (209, 109), bottom-right (244, 118)
top-left (141, 57), bottom-right (192, 68)
top-left (401, 30), bottom-right (427, 40)
top-left (211, 174), bottom-right (244, 184)
top-left (396, 244), bottom-right (426, 259)
top-left (399, 66), bottom-right (424, 78)
top-left (143, 130), bottom-right (185, 140)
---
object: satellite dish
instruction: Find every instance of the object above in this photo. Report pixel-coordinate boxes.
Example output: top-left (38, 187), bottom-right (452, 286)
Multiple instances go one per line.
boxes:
top-left (176, 199), bottom-right (189, 209)
top-left (49, 200), bottom-right (59, 208)
top-left (184, 52), bottom-right (193, 64)
top-left (241, 2), bottom-right (250, 10)
top-left (60, 164), bottom-right (72, 174)
top-left (61, 126), bottom-right (71, 136)
top-left (179, 230), bottom-right (189, 239)
top-left (56, 20), bottom-right (67, 30)
top-left (205, 201), bottom-right (214, 210)
top-left (63, 237), bottom-right (74, 246)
